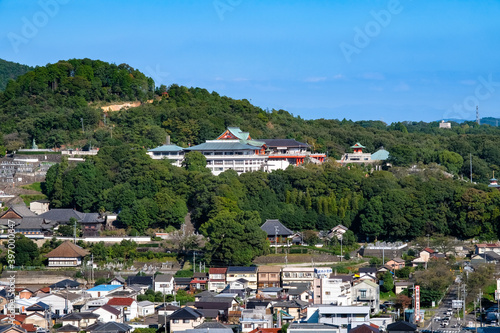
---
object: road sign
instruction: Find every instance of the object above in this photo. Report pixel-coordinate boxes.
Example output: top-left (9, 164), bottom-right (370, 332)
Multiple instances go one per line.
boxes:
top-left (452, 300), bottom-right (463, 309)
top-left (415, 285), bottom-right (420, 321)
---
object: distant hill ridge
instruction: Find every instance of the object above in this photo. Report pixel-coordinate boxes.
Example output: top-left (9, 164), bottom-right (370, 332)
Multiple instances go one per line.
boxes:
top-left (0, 58), bottom-right (33, 91)
top-left (441, 117), bottom-right (500, 126)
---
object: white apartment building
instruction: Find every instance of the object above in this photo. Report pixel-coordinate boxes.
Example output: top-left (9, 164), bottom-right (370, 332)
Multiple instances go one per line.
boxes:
top-left (313, 277), bottom-right (352, 305)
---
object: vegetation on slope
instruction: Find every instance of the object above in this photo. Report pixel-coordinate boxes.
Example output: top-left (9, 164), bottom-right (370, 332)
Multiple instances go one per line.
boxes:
top-left (0, 58), bottom-right (33, 91)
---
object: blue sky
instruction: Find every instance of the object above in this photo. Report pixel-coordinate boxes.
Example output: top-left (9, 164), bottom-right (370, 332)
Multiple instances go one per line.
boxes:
top-left (1, 0), bottom-right (500, 123)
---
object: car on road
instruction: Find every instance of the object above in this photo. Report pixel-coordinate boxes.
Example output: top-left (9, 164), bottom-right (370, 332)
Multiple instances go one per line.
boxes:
top-left (434, 316), bottom-right (442, 321)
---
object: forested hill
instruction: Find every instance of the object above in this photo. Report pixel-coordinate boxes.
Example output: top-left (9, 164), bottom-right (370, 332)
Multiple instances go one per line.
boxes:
top-left (0, 58), bottom-right (499, 184)
top-left (0, 59), bottom-right (33, 91)
top-left (0, 58), bottom-right (154, 150)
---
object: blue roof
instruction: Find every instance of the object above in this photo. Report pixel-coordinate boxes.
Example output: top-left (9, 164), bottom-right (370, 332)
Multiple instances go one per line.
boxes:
top-left (371, 148), bottom-right (390, 161)
top-left (148, 144), bottom-right (184, 152)
top-left (87, 284), bottom-right (122, 292)
top-left (185, 141), bottom-right (258, 151)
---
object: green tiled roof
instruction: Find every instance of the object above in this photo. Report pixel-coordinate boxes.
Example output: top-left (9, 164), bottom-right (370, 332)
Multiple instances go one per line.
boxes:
top-left (185, 141), bottom-right (258, 151)
top-left (371, 149), bottom-right (390, 161)
top-left (351, 142), bottom-right (366, 148)
top-left (148, 144), bottom-right (184, 152)
top-left (227, 127), bottom-right (249, 140)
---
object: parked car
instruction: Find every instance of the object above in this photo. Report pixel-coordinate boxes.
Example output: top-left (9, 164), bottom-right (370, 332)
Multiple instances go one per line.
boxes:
top-left (435, 316), bottom-right (442, 321)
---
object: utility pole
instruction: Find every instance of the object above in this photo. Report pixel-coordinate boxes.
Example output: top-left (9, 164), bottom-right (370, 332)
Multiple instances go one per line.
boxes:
top-left (193, 251), bottom-right (196, 274)
top-left (480, 289), bottom-right (483, 327)
top-left (470, 153), bottom-right (473, 183)
top-left (73, 219), bottom-right (77, 244)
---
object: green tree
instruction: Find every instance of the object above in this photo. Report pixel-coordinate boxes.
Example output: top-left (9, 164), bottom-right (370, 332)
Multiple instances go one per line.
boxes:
top-left (199, 210), bottom-right (269, 265)
top-left (182, 151), bottom-right (208, 172)
top-left (381, 271), bottom-right (394, 293)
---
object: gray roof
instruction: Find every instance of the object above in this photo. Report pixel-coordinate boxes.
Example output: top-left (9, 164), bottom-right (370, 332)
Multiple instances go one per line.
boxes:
top-left (39, 209), bottom-right (84, 221)
top-left (387, 321), bottom-right (417, 332)
top-left (61, 312), bottom-right (99, 320)
top-left (371, 149), bottom-right (390, 161)
top-left (169, 307), bottom-right (204, 320)
top-left (196, 322), bottom-right (231, 329)
top-left (185, 141), bottom-right (258, 151)
top-left (287, 283), bottom-right (310, 296)
top-left (57, 324), bottom-right (80, 332)
top-left (261, 139), bottom-right (310, 148)
top-left (155, 274), bottom-right (174, 282)
top-left (148, 144), bottom-right (184, 152)
top-left (289, 323), bottom-right (340, 331)
top-left (11, 204), bottom-right (36, 217)
top-left (260, 219), bottom-right (294, 236)
top-left (87, 321), bottom-right (132, 332)
top-left (137, 301), bottom-right (155, 307)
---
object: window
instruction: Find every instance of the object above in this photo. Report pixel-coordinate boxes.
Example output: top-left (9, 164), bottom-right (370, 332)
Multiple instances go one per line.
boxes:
top-left (184, 319), bottom-right (190, 323)
top-left (360, 289), bottom-right (367, 298)
top-left (173, 319), bottom-right (179, 323)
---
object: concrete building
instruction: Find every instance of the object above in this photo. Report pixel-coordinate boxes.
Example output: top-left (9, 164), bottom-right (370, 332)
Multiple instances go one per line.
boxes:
top-left (313, 277), bottom-right (352, 305)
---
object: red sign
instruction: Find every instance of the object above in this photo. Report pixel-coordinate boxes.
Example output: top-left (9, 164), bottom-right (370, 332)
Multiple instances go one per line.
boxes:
top-left (415, 285), bottom-right (420, 321)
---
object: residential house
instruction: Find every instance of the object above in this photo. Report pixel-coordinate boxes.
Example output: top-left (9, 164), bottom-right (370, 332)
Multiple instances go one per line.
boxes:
top-left (260, 287), bottom-right (283, 299)
top-left (38, 293), bottom-right (77, 316)
top-left (208, 268), bottom-right (227, 292)
top-left (91, 305), bottom-right (122, 323)
top-left (49, 279), bottom-right (81, 292)
top-left (357, 268), bottom-right (377, 283)
top-left (61, 312), bottom-right (99, 330)
top-left (154, 274), bottom-right (174, 294)
top-left (107, 298), bottom-right (137, 322)
top-left (125, 275), bottom-right (153, 290)
top-left (24, 302), bottom-right (50, 316)
top-left (223, 279), bottom-right (250, 298)
top-left (156, 303), bottom-right (180, 316)
top-left (184, 322), bottom-right (233, 333)
top-left (110, 276), bottom-right (126, 286)
top-left (272, 300), bottom-right (308, 321)
top-left (108, 285), bottom-right (141, 300)
top-left (137, 301), bottom-right (155, 317)
top-left (352, 280), bottom-right (380, 314)
top-left (471, 252), bottom-right (500, 266)
top-left (282, 267), bottom-right (315, 286)
top-left (306, 305), bottom-right (371, 333)
top-left (394, 282), bottom-right (413, 295)
top-left (44, 241), bottom-right (89, 267)
top-left (349, 324), bottom-right (379, 333)
top-left (260, 219), bottom-right (294, 244)
top-left (285, 283), bottom-right (311, 302)
top-left (174, 277), bottom-right (192, 292)
top-left (22, 313), bottom-right (47, 330)
top-left (226, 267), bottom-right (258, 291)
top-left (18, 289), bottom-right (33, 300)
top-left (190, 272), bottom-right (209, 292)
top-left (288, 323), bottom-right (340, 333)
top-left (86, 285), bottom-right (122, 298)
top-left (195, 296), bottom-right (238, 321)
top-left (385, 258), bottom-right (405, 270)
top-left (475, 243), bottom-right (500, 255)
top-left (86, 322), bottom-right (132, 333)
top-left (258, 266), bottom-right (281, 288)
top-left (0, 325), bottom-right (27, 333)
top-left (386, 321), bottom-right (417, 333)
top-left (168, 307), bottom-right (205, 333)
top-left (328, 225), bottom-right (348, 240)
top-left (56, 324), bottom-right (80, 333)
top-left (240, 308), bottom-right (273, 333)
top-left (313, 277), bottom-right (352, 305)
top-left (411, 248), bottom-right (435, 267)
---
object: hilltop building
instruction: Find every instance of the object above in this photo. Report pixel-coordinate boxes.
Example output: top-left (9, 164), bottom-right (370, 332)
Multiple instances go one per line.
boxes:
top-left (338, 143), bottom-right (389, 167)
top-left (439, 120), bottom-right (451, 129)
top-left (488, 172), bottom-right (500, 190)
top-left (148, 127), bottom-right (326, 175)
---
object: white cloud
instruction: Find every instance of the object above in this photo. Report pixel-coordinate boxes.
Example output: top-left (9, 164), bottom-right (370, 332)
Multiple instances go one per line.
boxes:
top-left (305, 77), bottom-right (327, 82)
top-left (333, 74), bottom-right (344, 80)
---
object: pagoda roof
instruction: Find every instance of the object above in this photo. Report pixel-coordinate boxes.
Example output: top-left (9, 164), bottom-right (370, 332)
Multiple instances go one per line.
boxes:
top-left (351, 143), bottom-right (366, 148)
top-left (371, 148), bottom-right (390, 161)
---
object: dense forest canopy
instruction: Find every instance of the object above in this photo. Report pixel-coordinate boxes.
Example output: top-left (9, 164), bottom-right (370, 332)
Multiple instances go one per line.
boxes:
top-left (0, 58), bottom-right (33, 91)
